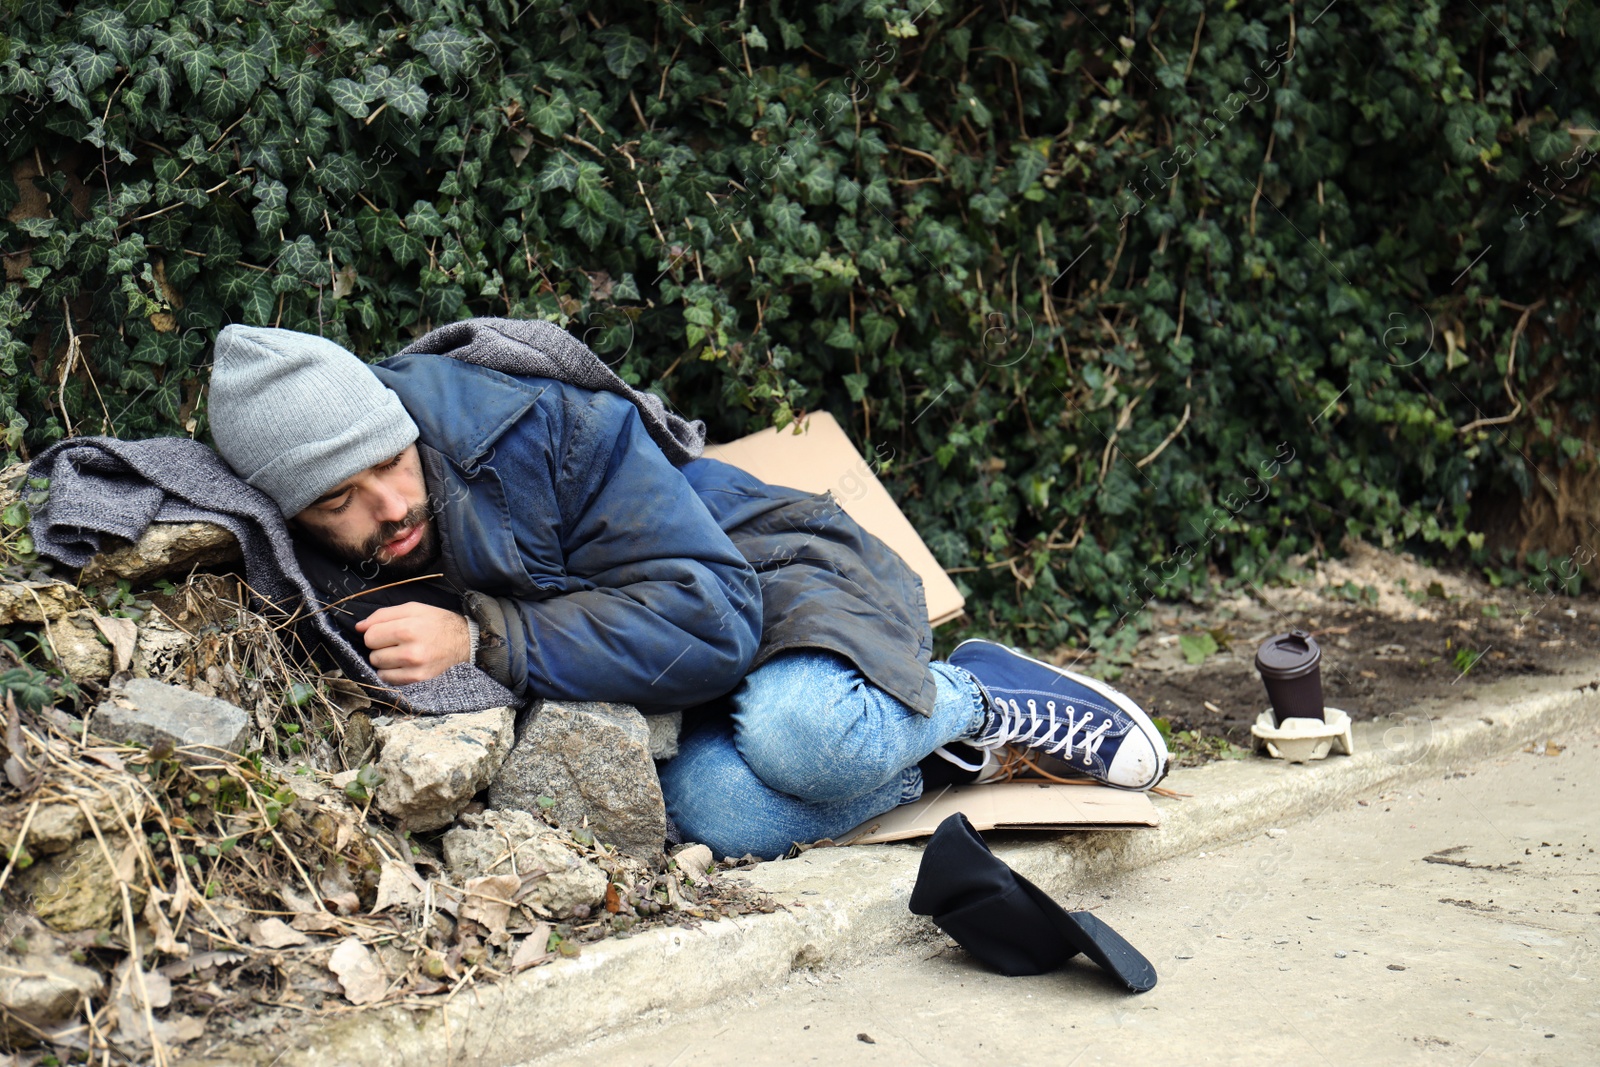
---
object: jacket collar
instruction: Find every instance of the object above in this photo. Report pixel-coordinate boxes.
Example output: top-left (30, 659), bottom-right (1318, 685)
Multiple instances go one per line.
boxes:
top-left (371, 352), bottom-right (545, 470)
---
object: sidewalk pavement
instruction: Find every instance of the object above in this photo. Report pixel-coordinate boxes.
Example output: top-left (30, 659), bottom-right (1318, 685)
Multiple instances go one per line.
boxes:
top-left (186, 658), bottom-right (1600, 1067)
top-left (533, 712), bottom-right (1598, 1066)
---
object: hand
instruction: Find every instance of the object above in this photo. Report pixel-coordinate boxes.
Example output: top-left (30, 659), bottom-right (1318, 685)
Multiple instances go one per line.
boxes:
top-left (354, 602), bottom-right (472, 685)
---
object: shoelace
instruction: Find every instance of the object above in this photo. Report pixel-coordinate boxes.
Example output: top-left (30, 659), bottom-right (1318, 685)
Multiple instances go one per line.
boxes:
top-left (979, 695), bottom-right (1113, 762)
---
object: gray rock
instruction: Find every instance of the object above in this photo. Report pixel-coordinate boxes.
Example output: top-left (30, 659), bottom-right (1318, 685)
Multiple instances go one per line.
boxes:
top-left (440, 809), bottom-right (607, 918)
top-left (89, 678), bottom-right (250, 760)
top-left (0, 952), bottom-right (104, 1041)
top-left (373, 707), bottom-right (516, 831)
top-left (487, 701), bottom-right (667, 857)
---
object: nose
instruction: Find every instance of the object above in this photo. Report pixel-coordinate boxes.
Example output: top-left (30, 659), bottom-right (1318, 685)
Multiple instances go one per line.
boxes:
top-left (374, 481), bottom-right (411, 525)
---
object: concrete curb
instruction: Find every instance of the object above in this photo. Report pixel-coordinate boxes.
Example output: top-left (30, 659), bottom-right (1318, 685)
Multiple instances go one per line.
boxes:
top-left (189, 661), bottom-right (1600, 1066)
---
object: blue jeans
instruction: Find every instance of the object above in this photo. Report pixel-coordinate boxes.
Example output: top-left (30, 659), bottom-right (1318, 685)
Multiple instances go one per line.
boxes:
top-left (657, 648), bottom-right (988, 860)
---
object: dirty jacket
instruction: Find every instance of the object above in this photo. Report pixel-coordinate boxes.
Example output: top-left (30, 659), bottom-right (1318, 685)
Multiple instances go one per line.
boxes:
top-left (310, 352), bottom-right (939, 716)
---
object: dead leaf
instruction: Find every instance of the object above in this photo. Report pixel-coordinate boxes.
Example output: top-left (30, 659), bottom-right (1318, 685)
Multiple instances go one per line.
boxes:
top-left (509, 128), bottom-right (535, 166)
top-left (158, 950), bottom-right (247, 980)
top-left (461, 874), bottom-right (520, 936)
top-left (115, 956), bottom-right (173, 1010)
top-left (81, 747), bottom-right (126, 772)
top-left (1545, 741), bottom-right (1565, 757)
top-left (371, 861), bottom-right (423, 914)
top-left (142, 886), bottom-right (190, 958)
top-left (327, 937), bottom-right (388, 1006)
top-left (162, 1013), bottom-right (206, 1045)
top-left (92, 615), bottom-right (140, 675)
top-left (290, 911), bottom-right (343, 934)
top-left (250, 918), bottom-right (309, 949)
top-left (318, 861), bottom-right (362, 915)
top-left (332, 264), bottom-right (357, 299)
top-left (510, 923), bottom-right (553, 973)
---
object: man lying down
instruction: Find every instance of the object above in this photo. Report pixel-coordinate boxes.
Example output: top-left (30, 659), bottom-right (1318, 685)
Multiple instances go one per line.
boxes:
top-left (206, 322), bottom-right (1169, 860)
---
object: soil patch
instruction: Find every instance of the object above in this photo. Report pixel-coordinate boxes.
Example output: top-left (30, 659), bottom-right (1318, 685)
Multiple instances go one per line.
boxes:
top-left (1051, 540), bottom-right (1600, 763)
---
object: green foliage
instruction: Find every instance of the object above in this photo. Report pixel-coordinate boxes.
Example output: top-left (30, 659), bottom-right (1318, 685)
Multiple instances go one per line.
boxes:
top-left (1179, 631), bottom-right (1218, 665)
top-left (3, 2), bottom-right (1599, 651)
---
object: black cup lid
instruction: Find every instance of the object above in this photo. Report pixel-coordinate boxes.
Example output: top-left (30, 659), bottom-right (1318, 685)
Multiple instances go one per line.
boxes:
top-left (1255, 629), bottom-right (1321, 673)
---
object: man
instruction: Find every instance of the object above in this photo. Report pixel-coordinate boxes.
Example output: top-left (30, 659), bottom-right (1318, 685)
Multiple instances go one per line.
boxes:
top-left (207, 322), bottom-right (1168, 859)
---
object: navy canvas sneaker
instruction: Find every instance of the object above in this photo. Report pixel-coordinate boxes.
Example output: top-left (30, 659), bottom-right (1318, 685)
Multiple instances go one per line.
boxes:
top-left (941, 639), bottom-right (1169, 791)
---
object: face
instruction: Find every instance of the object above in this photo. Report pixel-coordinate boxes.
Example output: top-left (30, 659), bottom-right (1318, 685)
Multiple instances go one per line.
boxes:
top-left (290, 444), bottom-right (440, 578)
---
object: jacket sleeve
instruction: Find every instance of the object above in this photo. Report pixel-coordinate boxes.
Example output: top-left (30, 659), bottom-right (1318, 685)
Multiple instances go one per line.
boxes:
top-left (465, 386), bottom-right (762, 711)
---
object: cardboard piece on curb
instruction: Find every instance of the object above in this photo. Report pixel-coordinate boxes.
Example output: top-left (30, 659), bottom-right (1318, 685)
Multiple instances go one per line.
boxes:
top-left (840, 782), bottom-right (1161, 845)
top-left (702, 411), bottom-right (965, 626)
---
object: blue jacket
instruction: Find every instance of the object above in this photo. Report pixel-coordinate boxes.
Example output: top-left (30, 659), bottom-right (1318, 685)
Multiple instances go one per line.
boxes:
top-left (349, 352), bottom-right (938, 715)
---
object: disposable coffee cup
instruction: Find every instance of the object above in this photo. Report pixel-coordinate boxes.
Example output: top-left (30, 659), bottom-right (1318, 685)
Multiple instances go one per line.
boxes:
top-left (1255, 629), bottom-right (1325, 725)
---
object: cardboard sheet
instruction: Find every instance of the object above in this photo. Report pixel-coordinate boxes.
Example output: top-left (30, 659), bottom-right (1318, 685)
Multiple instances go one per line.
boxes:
top-left (840, 782), bottom-right (1161, 845)
top-left (702, 411), bottom-right (966, 626)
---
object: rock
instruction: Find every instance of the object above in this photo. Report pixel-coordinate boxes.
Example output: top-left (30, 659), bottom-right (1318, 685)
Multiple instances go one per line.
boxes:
top-left (0, 951), bottom-right (105, 1042)
top-left (88, 679), bottom-right (250, 761)
top-left (77, 521), bottom-right (240, 587)
top-left (46, 609), bottom-right (113, 684)
top-left (131, 611), bottom-right (192, 679)
top-left (372, 707), bottom-right (515, 832)
top-left (487, 701), bottom-right (667, 857)
top-left (441, 809), bottom-right (606, 918)
top-left (24, 837), bottom-right (126, 932)
top-left (647, 710), bottom-right (682, 760)
top-left (0, 580), bottom-right (83, 625)
top-left (0, 779), bottom-right (139, 859)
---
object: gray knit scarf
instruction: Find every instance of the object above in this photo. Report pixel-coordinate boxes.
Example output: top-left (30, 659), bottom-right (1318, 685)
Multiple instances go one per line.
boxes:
top-left (27, 317), bottom-right (708, 714)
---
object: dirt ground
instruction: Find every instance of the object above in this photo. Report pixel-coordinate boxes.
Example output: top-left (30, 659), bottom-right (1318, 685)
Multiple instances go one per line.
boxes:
top-left (1046, 541), bottom-right (1600, 760)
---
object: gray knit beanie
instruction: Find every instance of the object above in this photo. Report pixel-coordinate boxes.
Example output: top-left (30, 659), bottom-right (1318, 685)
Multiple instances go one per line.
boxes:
top-left (207, 325), bottom-right (419, 518)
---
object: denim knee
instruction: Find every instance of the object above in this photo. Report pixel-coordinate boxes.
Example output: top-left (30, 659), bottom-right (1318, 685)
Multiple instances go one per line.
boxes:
top-left (733, 667), bottom-right (911, 802)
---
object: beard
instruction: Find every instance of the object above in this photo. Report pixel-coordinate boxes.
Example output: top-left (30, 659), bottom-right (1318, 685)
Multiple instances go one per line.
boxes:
top-left (322, 503), bottom-right (442, 579)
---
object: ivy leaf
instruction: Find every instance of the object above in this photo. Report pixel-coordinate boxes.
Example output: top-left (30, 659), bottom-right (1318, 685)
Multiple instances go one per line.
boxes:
top-left (18, 0), bottom-right (66, 33)
top-left (327, 78), bottom-right (372, 119)
top-left (134, 62), bottom-right (174, 111)
top-left (572, 161), bottom-right (606, 212)
top-left (122, 0), bottom-right (173, 23)
top-left (44, 66), bottom-right (89, 115)
top-left (528, 89), bottom-right (574, 137)
top-left (383, 78), bottom-right (429, 121)
top-left (79, 9), bottom-right (135, 64)
top-left (279, 63), bottom-right (317, 124)
top-left (278, 234), bottom-right (322, 279)
top-left (240, 279), bottom-right (275, 325)
top-left (415, 27), bottom-right (475, 76)
top-left (220, 45), bottom-right (266, 100)
top-left (824, 318), bottom-right (857, 350)
top-left (169, 36), bottom-right (212, 96)
top-left (385, 225), bottom-right (427, 266)
top-left (860, 313), bottom-right (896, 352)
top-left (598, 29), bottom-right (649, 79)
top-left (536, 154), bottom-right (579, 192)
top-left (404, 201), bottom-right (446, 238)
top-left (558, 200), bottom-right (605, 248)
top-left (201, 68), bottom-right (248, 117)
top-left (251, 179), bottom-right (289, 234)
